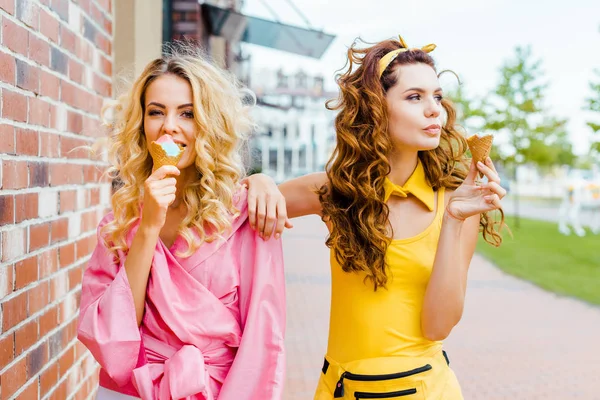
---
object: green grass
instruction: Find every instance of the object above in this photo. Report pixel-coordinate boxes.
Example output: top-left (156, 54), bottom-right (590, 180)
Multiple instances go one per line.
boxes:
top-left (476, 218), bottom-right (600, 305)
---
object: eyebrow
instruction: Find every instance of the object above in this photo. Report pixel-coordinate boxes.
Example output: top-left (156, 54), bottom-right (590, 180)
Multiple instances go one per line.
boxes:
top-left (403, 87), bottom-right (443, 94)
top-left (147, 102), bottom-right (193, 109)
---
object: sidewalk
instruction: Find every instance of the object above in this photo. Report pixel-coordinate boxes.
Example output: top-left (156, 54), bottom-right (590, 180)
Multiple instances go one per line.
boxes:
top-left (282, 216), bottom-right (600, 400)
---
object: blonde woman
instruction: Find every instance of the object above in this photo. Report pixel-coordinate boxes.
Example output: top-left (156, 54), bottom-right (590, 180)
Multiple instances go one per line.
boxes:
top-left (77, 46), bottom-right (287, 400)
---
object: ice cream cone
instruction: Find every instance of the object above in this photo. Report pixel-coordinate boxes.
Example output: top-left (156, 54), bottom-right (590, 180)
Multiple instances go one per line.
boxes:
top-left (148, 141), bottom-right (184, 172)
top-left (467, 133), bottom-right (493, 165)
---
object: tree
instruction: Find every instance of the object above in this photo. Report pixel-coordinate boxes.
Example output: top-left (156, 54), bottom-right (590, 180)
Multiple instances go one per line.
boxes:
top-left (482, 46), bottom-right (574, 227)
top-left (584, 69), bottom-right (600, 160)
top-left (483, 46), bottom-right (572, 169)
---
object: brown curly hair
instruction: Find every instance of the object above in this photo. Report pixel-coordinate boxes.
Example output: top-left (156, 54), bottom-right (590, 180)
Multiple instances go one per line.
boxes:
top-left (318, 38), bottom-right (504, 290)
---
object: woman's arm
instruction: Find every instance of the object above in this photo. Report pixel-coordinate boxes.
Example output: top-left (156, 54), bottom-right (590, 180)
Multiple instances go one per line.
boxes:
top-left (244, 172), bottom-right (327, 239)
top-left (421, 212), bottom-right (479, 341)
top-left (421, 157), bottom-right (506, 341)
top-left (278, 172), bottom-right (327, 218)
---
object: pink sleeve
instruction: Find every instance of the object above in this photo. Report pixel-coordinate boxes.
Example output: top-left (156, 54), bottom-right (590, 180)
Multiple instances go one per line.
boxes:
top-left (218, 222), bottom-right (286, 399)
top-left (77, 217), bottom-right (143, 387)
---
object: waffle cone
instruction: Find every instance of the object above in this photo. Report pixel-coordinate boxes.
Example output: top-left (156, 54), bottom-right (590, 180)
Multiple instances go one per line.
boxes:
top-left (467, 134), bottom-right (493, 164)
top-left (148, 141), bottom-right (184, 172)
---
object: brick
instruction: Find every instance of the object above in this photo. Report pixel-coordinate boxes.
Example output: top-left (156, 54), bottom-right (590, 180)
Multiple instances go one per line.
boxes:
top-left (27, 281), bottom-right (49, 316)
top-left (28, 97), bottom-right (51, 127)
top-left (94, 73), bottom-right (111, 97)
top-left (50, 218), bottom-right (68, 244)
top-left (38, 191), bottom-right (58, 218)
top-left (1, 226), bottom-right (26, 262)
top-left (0, 124), bottom-right (15, 154)
top-left (59, 243), bottom-right (75, 268)
top-left (29, 161), bottom-right (50, 188)
top-left (0, 51), bottom-right (16, 85)
top-left (60, 25), bottom-right (77, 54)
top-left (47, 328), bottom-right (62, 358)
top-left (58, 343), bottom-right (74, 375)
top-left (0, 195), bottom-right (15, 226)
top-left (29, 33), bottom-right (51, 67)
top-left (15, 193), bottom-right (38, 223)
top-left (16, 60), bottom-right (40, 94)
top-left (39, 305), bottom-right (57, 338)
top-left (40, 9), bottom-right (59, 44)
top-left (50, 46), bottom-right (68, 75)
top-left (1, 291), bottom-right (28, 331)
top-left (50, 271), bottom-right (68, 304)
top-left (40, 71), bottom-right (60, 100)
top-left (66, 112), bottom-right (83, 135)
top-left (15, 256), bottom-right (38, 290)
top-left (38, 249), bottom-right (59, 280)
top-left (68, 59), bottom-right (84, 85)
top-left (15, 128), bottom-right (39, 156)
top-left (27, 341), bottom-right (47, 378)
top-left (15, 318), bottom-right (38, 355)
top-left (68, 265), bottom-right (82, 290)
top-left (0, 332), bottom-right (15, 370)
top-left (2, 160), bottom-right (28, 190)
top-left (0, 356), bottom-right (27, 399)
top-left (29, 222), bottom-right (50, 252)
top-left (16, 381), bottom-right (39, 400)
top-left (0, 264), bottom-right (14, 299)
top-left (40, 133), bottom-right (60, 158)
top-left (1, 16), bottom-right (28, 56)
top-left (1, 89), bottom-right (28, 123)
top-left (0, 0), bottom-right (15, 14)
top-left (50, 0), bottom-right (69, 22)
top-left (59, 190), bottom-right (76, 214)
top-left (49, 378), bottom-right (67, 400)
top-left (16, 0), bottom-right (39, 30)
top-left (40, 361), bottom-right (58, 397)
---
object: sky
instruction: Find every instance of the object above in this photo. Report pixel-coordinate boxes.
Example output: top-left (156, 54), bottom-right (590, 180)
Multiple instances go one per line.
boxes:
top-left (241, 0), bottom-right (600, 155)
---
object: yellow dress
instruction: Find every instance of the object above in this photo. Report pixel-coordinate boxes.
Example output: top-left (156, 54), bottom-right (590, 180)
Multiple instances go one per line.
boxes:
top-left (314, 161), bottom-right (463, 400)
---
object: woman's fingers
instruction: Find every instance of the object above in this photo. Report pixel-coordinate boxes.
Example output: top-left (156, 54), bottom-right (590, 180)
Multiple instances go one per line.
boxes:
top-left (481, 181), bottom-right (507, 199)
top-left (477, 161), bottom-right (500, 184)
top-left (272, 197), bottom-right (289, 239)
top-left (261, 196), bottom-right (278, 239)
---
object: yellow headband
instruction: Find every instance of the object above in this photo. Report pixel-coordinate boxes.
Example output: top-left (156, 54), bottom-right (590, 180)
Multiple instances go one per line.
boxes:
top-left (378, 35), bottom-right (436, 78)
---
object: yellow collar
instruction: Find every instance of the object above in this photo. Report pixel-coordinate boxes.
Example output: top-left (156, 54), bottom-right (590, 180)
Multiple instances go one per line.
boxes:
top-left (383, 160), bottom-right (434, 211)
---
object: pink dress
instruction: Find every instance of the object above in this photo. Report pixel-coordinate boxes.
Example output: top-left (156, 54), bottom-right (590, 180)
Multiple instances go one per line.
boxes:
top-left (77, 190), bottom-right (286, 399)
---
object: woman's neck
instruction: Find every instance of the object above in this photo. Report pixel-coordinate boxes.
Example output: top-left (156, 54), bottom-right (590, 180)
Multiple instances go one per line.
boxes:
top-left (387, 150), bottom-right (419, 186)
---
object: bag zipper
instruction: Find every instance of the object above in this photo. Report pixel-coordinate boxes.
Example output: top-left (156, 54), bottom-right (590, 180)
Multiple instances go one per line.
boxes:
top-left (333, 364), bottom-right (432, 398)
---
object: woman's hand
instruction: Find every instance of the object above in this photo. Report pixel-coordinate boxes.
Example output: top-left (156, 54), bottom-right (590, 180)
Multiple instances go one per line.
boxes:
top-left (242, 173), bottom-right (293, 240)
top-left (446, 157), bottom-right (506, 221)
top-left (140, 165), bottom-right (180, 231)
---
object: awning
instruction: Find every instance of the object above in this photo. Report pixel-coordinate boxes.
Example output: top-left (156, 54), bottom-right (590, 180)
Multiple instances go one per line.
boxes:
top-left (201, 3), bottom-right (335, 59)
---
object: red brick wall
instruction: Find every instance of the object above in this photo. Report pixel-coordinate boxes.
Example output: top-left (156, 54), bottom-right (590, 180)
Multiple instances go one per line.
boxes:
top-left (0, 0), bottom-right (113, 399)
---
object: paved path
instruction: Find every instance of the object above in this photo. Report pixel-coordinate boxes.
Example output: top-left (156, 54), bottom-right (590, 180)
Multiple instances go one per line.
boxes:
top-left (282, 216), bottom-right (600, 399)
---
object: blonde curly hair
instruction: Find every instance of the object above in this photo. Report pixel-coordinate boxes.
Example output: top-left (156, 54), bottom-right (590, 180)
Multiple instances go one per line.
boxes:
top-left (100, 44), bottom-right (254, 258)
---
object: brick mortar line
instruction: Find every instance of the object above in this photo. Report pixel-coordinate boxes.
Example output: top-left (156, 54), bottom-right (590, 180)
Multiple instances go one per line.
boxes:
top-left (0, 223), bottom-right (98, 266)
top-left (0, 200), bottom-right (110, 232)
top-left (0, 281), bottom-right (89, 376)
top-left (0, 48), bottom-right (112, 114)
top-left (15, 2), bottom-right (114, 62)
top-left (0, 119), bottom-right (106, 140)
top-left (3, 313), bottom-right (94, 400)
top-left (0, 183), bottom-right (112, 197)
top-left (0, 204), bottom-right (110, 241)
top-left (0, 244), bottom-right (93, 291)
top-left (90, 0), bottom-right (114, 22)
top-left (65, 356), bottom-right (101, 400)
top-left (0, 153), bottom-right (109, 165)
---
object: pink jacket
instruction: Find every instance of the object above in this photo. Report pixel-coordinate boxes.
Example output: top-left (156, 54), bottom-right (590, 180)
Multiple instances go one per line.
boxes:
top-left (77, 190), bottom-right (286, 399)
